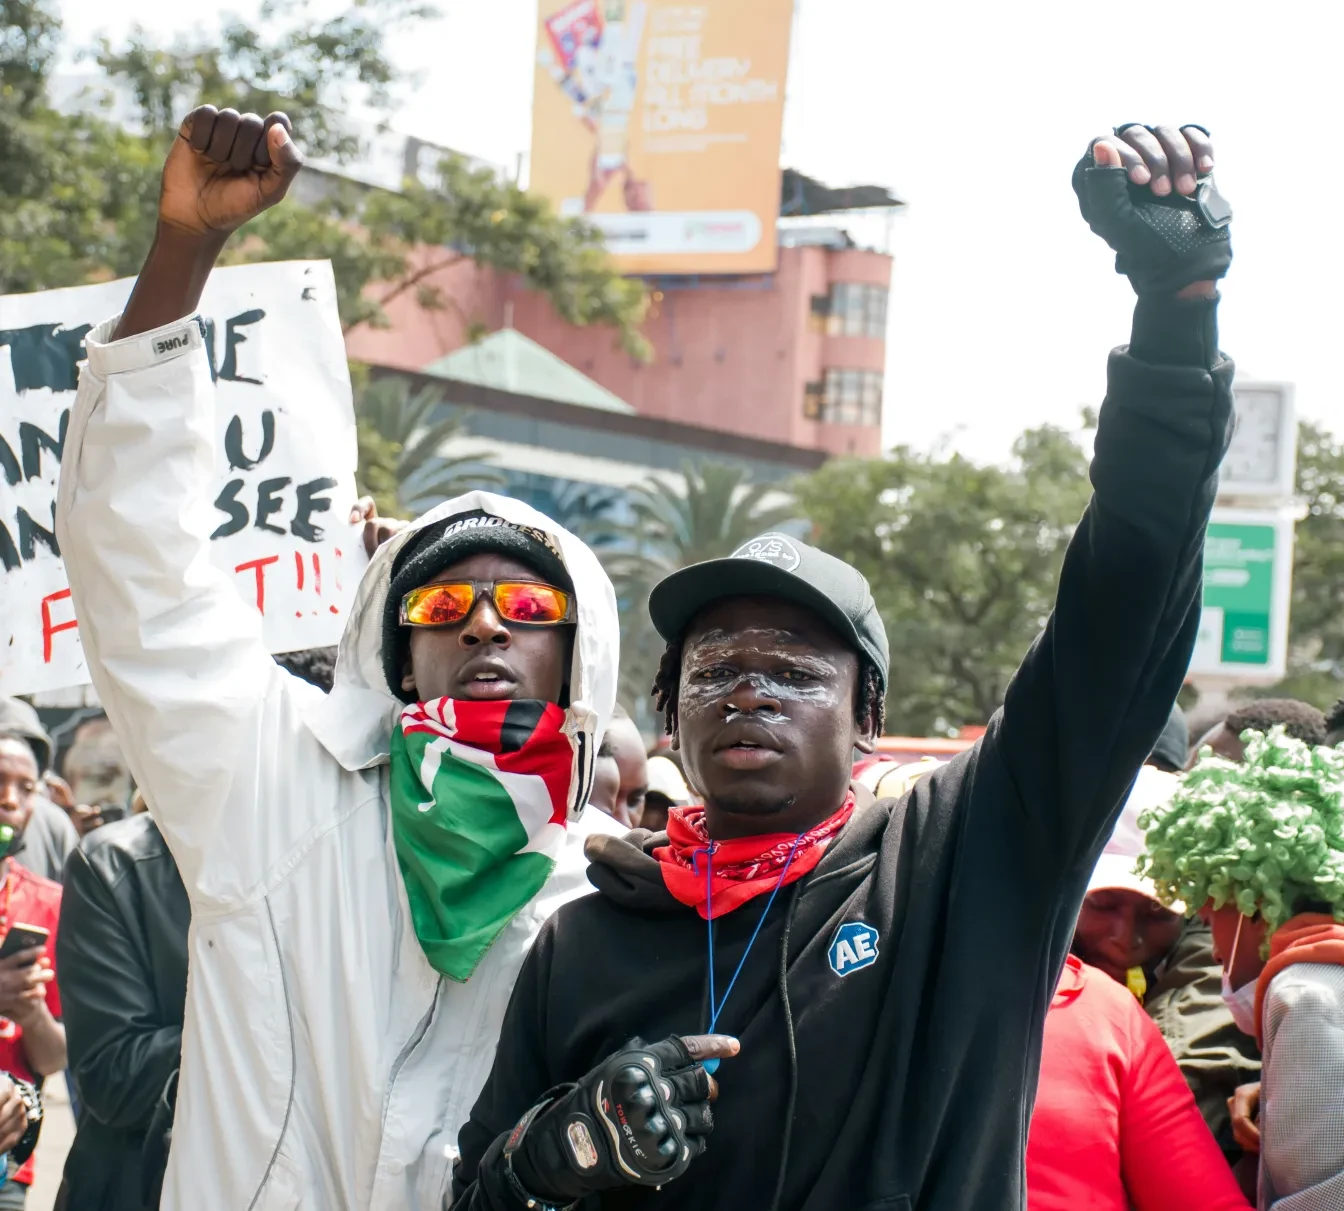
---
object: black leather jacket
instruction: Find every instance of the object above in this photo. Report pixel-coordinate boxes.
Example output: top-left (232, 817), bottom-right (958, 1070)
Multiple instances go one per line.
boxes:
top-left (54, 814), bottom-right (189, 1210)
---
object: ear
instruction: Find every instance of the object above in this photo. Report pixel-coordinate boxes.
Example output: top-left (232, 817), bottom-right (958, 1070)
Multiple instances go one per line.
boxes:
top-left (400, 653), bottom-right (416, 696)
top-left (854, 731), bottom-right (877, 756)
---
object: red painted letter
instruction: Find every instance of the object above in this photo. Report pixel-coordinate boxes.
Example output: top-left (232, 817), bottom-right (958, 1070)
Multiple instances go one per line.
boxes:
top-left (41, 589), bottom-right (78, 663)
top-left (235, 555), bottom-right (280, 613)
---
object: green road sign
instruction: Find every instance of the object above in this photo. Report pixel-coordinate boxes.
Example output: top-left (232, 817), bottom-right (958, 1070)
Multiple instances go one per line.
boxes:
top-left (1191, 509), bottom-right (1296, 682)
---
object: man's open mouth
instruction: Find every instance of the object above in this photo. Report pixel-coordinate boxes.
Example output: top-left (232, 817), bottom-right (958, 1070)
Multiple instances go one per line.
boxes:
top-left (457, 659), bottom-right (519, 699)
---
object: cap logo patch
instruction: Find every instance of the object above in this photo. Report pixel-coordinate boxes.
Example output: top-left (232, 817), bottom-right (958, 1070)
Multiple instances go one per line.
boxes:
top-left (734, 533), bottom-right (801, 571)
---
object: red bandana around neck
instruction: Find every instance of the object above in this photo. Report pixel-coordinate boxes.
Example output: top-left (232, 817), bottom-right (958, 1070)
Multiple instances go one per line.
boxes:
top-left (654, 794), bottom-right (855, 920)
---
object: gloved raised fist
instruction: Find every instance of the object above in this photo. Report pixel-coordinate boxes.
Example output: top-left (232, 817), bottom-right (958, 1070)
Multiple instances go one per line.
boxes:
top-left (505, 1034), bottom-right (736, 1204)
top-left (1073, 123), bottom-right (1232, 296)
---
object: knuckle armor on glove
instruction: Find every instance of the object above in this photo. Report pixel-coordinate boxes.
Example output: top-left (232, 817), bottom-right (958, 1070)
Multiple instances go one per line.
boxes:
top-left (1073, 127), bottom-right (1233, 296)
top-left (509, 1037), bottom-right (713, 1203)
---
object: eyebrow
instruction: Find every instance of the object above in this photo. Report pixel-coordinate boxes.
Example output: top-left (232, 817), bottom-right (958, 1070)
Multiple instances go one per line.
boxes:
top-left (689, 627), bottom-right (814, 646)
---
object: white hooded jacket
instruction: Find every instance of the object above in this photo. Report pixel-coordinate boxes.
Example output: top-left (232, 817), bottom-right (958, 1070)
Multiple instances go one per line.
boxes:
top-left (54, 313), bottom-right (623, 1211)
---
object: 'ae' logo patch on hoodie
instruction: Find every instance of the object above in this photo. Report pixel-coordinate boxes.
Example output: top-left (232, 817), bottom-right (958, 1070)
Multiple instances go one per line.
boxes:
top-left (829, 921), bottom-right (880, 977)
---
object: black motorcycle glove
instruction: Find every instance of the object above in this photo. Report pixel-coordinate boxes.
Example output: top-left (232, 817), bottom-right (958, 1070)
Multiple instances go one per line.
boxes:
top-left (505, 1036), bottom-right (720, 1205)
top-left (1073, 125), bottom-right (1232, 296)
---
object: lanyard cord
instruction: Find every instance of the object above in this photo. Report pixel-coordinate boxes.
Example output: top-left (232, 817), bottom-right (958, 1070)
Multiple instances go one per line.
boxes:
top-left (693, 833), bottom-right (805, 1072)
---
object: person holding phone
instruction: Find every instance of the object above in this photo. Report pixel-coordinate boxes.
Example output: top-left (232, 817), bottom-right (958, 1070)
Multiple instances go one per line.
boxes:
top-left (0, 736), bottom-right (67, 1208)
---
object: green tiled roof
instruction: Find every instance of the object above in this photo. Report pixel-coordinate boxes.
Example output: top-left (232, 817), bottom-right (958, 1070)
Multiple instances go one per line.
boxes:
top-left (423, 328), bottom-right (634, 414)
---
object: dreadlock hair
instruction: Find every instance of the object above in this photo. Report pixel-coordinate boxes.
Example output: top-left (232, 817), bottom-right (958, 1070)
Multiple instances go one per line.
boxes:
top-left (1326, 699), bottom-right (1344, 745)
top-left (1224, 698), bottom-right (1328, 748)
top-left (650, 640), bottom-right (887, 739)
top-left (1136, 726), bottom-right (1344, 935)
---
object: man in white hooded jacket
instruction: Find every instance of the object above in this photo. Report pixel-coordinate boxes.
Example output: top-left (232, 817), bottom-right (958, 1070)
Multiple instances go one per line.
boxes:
top-left (54, 105), bottom-right (623, 1210)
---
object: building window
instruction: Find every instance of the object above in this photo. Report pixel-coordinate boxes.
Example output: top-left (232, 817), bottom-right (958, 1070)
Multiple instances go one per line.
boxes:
top-left (821, 283), bottom-right (888, 338)
top-left (808, 369), bottom-right (883, 426)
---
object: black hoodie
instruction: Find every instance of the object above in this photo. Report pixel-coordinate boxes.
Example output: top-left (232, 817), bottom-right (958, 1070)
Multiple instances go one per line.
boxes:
top-left (452, 295), bottom-right (1234, 1211)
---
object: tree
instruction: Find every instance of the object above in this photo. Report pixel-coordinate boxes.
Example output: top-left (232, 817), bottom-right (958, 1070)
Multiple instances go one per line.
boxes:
top-left (353, 375), bottom-right (501, 518)
top-left (794, 423), bottom-right (1094, 735)
top-left (1260, 420), bottom-right (1344, 706)
top-left (3, 0), bottom-right (648, 361)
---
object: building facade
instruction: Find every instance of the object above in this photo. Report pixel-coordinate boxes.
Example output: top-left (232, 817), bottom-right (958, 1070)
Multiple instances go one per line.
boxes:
top-left (345, 231), bottom-right (892, 459)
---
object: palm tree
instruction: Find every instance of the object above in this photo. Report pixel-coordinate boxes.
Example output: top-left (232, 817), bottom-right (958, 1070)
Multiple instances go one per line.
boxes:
top-left (354, 376), bottom-right (502, 517)
top-left (627, 461), bottom-right (799, 570)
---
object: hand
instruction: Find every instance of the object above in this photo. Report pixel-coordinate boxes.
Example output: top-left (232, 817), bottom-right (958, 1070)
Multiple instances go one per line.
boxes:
top-left (1228, 1081), bottom-right (1261, 1154)
top-left (0, 952), bottom-right (52, 1021)
top-left (510, 1034), bottom-right (738, 1203)
top-left (1073, 123), bottom-right (1232, 296)
top-left (0, 1077), bottom-right (24, 1154)
top-left (349, 496), bottom-right (409, 558)
top-left (158, 106), bottom-right (304, 242)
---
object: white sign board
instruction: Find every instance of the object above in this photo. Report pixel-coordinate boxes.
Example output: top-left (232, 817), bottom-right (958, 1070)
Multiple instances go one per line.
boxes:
top-left (1189, 506), bottom-right (1297, 684)
top-left (1222, 381), bottom-right (1296, 499)
top-left (0, 261), bottom-right (367, 696)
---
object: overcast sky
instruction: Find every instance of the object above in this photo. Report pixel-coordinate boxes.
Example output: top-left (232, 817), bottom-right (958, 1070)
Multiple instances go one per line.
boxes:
top-left (56, 0), bottom-right (1342, 460)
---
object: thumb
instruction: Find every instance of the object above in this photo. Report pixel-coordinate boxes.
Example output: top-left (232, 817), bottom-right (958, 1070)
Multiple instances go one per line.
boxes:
top-left (260, 121), bottom-right (304, 198)
top-left (1091, 139), bottom-right (1123, 169)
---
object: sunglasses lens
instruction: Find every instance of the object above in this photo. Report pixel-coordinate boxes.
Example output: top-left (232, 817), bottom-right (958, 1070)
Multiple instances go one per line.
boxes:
top-left (495, 583), bottom-right (569, 624)
top-left (403, 584), bottom-right (475, 626)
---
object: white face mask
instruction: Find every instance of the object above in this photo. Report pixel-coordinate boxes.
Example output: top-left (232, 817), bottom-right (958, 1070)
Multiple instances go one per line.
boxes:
top-left (1220, 914), bottom-right (1258, 1035)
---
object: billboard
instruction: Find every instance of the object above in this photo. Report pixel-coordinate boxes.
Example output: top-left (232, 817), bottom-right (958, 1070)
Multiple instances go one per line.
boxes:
top-left (1189, 507), bottom-right (1298, 683)
top-left (530, 0), bottom-right (793, 275)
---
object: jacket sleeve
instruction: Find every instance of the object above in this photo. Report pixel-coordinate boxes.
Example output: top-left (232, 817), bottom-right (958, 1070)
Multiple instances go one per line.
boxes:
top-left (1259, 966), bottom-right (1344, 1208)
top-left (1120, 1002), bottom-right (1251, 1211)
top-left (56, 844), bottom-right (181, 1130)
top-left (451, 921), bottom-right (577, 1211)
top-left (56, 316), bottom-right (311, 906)
top-left (988, 294), bottom-right (1233, 874)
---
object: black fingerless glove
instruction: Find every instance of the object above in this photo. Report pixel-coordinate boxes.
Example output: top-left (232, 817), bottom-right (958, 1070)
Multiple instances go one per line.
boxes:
top-left (4, 1075), bottom-right (41, 1169)
top-left (1073, 131), bottom-right (1233, 296)
top-left (503, 1037), bottom-right (717, 1207)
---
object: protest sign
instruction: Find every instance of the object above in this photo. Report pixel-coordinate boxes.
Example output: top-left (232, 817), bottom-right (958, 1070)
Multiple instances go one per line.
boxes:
top-left (0, 261), bottom-right (367, 697)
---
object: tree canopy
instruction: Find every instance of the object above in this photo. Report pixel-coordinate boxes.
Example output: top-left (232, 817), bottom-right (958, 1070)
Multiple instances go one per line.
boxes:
top-left (2, 0), bottom-right (647, 356)
top-left (795, 422), bottom-right (1094, 735)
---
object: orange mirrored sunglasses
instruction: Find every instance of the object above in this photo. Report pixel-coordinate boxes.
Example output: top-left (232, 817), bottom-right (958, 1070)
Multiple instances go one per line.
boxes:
top-left (399, 581), bottom-right (574, 628)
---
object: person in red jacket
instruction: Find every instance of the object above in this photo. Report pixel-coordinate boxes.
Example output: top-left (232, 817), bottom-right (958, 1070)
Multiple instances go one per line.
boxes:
top-left (1027, 954), bottom-right (1249, 1211)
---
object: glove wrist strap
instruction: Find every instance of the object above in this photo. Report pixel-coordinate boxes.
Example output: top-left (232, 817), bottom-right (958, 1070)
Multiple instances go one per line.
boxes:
top-left (503, 1089), bottom-right (579, 1211)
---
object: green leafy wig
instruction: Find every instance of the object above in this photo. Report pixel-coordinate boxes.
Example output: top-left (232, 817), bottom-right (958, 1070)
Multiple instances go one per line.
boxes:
top-left (1137, 726), bottom-right (1344, 933)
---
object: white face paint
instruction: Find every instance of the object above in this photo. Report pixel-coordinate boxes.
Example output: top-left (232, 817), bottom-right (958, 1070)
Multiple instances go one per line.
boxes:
top-left (677, 627), bottom-right (849, 724)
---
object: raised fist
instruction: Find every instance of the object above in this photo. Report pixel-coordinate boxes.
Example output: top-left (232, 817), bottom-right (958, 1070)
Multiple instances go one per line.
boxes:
top-left (158, 106), bottom-right (304, 241)
top-left (1073, 123), bottom-right (1232, 296)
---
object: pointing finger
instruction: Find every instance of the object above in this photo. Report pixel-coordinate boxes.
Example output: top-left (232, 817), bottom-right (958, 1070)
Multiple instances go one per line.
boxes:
top-left (184, 104), bottom-right (218, 152)
top-left (679, 1034), bottom-right (740, 1062)
top-left (206, 108), bottom-right (242, 164)
top-left (231, 112), bottom-right (265, 172)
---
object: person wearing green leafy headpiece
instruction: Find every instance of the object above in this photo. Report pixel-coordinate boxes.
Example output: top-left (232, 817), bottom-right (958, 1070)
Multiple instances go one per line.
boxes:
top-left (1139, 726), bottom-right (1344, 1211)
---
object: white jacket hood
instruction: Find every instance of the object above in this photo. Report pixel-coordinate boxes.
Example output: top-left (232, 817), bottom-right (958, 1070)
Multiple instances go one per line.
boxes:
top-left (306, 492), bottom-right (621, 807)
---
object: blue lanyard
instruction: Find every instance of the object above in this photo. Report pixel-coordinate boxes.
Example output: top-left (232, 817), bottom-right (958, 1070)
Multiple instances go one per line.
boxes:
top-left (693, 832), bottom-right (805, 1074)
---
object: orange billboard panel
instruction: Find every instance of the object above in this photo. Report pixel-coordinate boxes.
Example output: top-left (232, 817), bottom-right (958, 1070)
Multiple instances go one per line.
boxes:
top-left (530, 0), bottom-right (794, 275)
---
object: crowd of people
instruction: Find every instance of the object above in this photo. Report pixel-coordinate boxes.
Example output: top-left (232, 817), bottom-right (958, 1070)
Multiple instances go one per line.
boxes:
top-left (0, 104), bottom-right (1338, 1211)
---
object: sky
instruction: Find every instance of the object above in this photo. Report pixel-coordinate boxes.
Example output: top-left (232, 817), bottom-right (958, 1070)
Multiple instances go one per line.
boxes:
top-left (54, 0), bottom-right (1343, 461)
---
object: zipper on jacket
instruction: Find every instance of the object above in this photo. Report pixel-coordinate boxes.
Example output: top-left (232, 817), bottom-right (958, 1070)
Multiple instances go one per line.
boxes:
top-left (380, 977), bottom-right (445, 1130)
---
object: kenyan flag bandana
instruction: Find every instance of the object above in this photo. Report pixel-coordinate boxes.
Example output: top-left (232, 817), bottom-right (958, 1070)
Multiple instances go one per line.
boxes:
top-left (389, 697), bottom-right (574, 981)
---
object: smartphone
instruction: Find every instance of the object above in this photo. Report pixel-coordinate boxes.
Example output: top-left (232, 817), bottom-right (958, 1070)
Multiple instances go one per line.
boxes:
top-left (0, 925), bottom-right (50, 964)
top-left (97, 805), bottom-right (127, 825)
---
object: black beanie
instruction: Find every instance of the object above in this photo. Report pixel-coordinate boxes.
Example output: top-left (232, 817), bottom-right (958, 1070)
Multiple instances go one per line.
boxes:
top-left (381, 512), bottom-right (574, 702)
